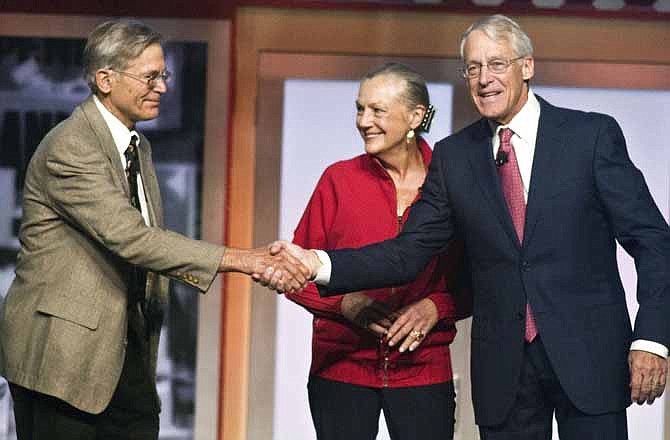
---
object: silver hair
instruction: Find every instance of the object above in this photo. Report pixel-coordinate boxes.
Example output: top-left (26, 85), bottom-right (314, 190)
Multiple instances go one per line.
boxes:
top-left (459, 15), bottom-right (534, 60)
top-left (83, 19), bottom-right (163, 94)
top-left (362, 62), bottom-right (430, 110)
top-left (361, 62), bottom-right (433, 133)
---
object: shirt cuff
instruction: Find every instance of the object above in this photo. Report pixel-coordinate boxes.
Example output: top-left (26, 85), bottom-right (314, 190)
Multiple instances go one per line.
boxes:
top-left (630, 339), bottom-right (668, 358)
top-left (312, 249), bottom-right (332, 285)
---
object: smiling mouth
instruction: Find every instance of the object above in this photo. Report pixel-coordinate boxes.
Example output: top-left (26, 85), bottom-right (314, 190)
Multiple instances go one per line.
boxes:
top-left (479, 91), bottom-right (501, 99)
top-left (363, 132), bottom-right (383, 139)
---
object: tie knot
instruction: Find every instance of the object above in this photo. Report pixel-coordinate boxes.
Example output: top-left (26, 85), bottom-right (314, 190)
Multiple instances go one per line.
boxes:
top-left (499, 127), bottom-right (513, 147)
top-left (125, 136), bottom-right (138, 159)
top-left (125, 135), bottom-right (139, 177)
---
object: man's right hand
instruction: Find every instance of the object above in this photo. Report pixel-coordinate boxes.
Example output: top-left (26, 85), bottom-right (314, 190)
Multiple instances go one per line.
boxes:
top-left (219, 246), bottom-right (311, 293)
top-left (254, 241), bottom-right (323, 292)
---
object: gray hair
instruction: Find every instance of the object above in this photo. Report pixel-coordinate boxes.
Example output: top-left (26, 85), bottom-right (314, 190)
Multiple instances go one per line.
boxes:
top-left (362, 62), bottom-right (430, 110)
top-left (459, 15), bottom-right (534, 60)
top-left (83, 19), bottom-right (163, 94)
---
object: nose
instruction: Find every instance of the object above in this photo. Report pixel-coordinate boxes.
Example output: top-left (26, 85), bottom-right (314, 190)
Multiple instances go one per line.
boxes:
top-left (153, 78), bottom-right (168, 93)
top-left (357, 108), bottom-right (373, 128)
top-left (477, 65), bottom-right (492, 86)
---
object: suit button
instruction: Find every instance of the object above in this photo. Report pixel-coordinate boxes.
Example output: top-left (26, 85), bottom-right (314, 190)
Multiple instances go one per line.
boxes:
top-left (193, 278), bottom-right (199, 284)
top-left (521, 261), bottom-right (530, 271)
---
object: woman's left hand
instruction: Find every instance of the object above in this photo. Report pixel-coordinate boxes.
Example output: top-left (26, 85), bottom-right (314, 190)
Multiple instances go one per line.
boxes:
top-left (386, 298), bottom-right (438, 353)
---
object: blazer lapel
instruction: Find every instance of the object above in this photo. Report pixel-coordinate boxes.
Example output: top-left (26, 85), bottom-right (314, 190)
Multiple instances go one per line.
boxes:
top-left (523, 97), bottom-right (568, 246)
top-left (136, 134), bottom-right (163, 229)
top-left (80, 96), bottom-right (130, 196)
top-left (466, 119), bottom-right (521, 248)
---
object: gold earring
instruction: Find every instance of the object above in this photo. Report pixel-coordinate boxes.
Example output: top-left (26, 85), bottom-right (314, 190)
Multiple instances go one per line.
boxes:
top-left (406, 129), bottom-right (415, 144)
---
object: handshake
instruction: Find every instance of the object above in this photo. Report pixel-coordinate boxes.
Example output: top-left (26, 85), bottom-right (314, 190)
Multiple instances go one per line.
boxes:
top-left (219, 241), bottom-right (322, 293)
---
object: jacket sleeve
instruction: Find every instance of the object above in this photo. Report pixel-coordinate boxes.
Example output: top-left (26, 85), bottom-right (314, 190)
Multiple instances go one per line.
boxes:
top-left (285, 170), bottom-right (345, 318)
top-left (426, 240), bottom-right (472, 324)
top-left (593, 114), bottom-right (670, 348)
top-left (43, 131), bottom-right (224, 293)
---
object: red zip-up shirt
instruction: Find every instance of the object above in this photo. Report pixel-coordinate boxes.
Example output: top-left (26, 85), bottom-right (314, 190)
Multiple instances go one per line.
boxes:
top-left (286, 138), bottom-right (470, 388)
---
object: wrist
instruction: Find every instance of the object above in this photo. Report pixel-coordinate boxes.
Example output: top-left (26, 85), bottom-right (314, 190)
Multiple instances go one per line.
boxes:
top-left (311, 249), bottom-right (330, 283)
top-left (219, 248), bottom-right (252, 274)
top-left (308, 250), bottom-right (323, 279)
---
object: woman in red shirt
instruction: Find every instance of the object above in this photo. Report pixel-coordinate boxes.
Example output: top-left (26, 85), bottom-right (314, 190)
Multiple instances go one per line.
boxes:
top-left (285, 63), bottom-right (470, 440)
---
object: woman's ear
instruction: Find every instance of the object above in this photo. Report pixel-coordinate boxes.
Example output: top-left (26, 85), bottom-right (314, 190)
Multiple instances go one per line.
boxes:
top-left (410, 104), bottom-right (427, 130)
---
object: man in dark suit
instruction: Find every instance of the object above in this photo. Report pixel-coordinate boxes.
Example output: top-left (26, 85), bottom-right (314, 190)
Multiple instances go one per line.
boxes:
top-left (0, 20), bottom-right (306, 440)
top-left (268, 14), bottom-right (670, 439)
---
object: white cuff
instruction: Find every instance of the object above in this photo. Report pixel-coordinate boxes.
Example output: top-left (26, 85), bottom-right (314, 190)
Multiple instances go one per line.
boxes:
top-left (312, 249), bottom-right (332, 285)
top-left (630, 339), bottom-right (668, 358)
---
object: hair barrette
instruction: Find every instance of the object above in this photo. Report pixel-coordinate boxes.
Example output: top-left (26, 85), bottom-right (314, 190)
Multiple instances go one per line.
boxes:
top-left (420, 104), bottom-right (436, 132)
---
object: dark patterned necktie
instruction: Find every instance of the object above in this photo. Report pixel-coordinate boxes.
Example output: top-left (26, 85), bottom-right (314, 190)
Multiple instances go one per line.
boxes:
top-left (124, 136), bottom-right (148, 322)
top-left (497, 128), bottom-right (538, 342)
top-left (124, 135), bottom-right (141, 211)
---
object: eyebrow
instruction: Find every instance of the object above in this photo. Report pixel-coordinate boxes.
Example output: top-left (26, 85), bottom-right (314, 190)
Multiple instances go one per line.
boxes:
top-left (356, 100), bottom-right (387, 108)
top-left (466, 56), bottom-right (511, 63)
top-left (138, 68), bottom-right (166, 76)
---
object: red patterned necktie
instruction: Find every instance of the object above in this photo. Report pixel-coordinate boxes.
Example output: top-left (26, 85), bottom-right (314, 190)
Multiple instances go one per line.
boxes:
top-left (497, 127), bottom-right (538, 343)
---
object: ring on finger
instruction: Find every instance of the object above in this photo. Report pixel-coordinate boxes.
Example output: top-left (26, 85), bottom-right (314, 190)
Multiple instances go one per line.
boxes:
top-left (410, 329), bottom-right (424, 341)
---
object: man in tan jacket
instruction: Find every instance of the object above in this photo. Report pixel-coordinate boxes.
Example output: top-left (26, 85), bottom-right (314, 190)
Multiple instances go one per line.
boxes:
top-left (0, 20), bottom-right (306, 439)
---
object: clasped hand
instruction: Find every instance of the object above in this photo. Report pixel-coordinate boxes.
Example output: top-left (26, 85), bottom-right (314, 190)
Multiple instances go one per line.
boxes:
top-left (247, 241), bottom-right (321, 293)
top-left (250, 242), bottom-right (440, 352)
top-left (341, 292), bottom-right (439, 353)
top-left (221, 243), bottom-right (314, 293)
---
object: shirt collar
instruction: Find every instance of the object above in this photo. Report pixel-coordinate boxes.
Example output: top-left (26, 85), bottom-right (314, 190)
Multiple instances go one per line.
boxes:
top-left (93, 95), bottom-right (140, 157)
top-left (488, 88), bottom-right (541, 140)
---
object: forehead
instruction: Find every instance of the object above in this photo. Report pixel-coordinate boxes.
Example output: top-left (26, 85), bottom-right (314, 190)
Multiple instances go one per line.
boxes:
top-left (463, 30), bottom-right (515, 62)
top-left (357, 74), bottom-right (407, 104)
top-left (124, 43), bottom-right (165, 72)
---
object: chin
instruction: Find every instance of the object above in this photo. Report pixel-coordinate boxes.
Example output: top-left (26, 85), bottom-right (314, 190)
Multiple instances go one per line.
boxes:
top-left (141, 110), bottom-right (160, 121)
top-left (364, 141), bottom-right (381, 154)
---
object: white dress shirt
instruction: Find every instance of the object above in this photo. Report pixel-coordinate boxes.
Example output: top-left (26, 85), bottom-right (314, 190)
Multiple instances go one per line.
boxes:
top-left (490, 90), bottom-right (540, 202)
top-left (315, 90), bottom-right (667, 358)
top-left (93, 95), bottom-right (151, 226)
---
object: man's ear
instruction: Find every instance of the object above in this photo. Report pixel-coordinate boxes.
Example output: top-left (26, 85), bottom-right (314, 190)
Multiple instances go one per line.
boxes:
top-left (95, 69), bottom-right (113, 94)
top-left (522, 57), bottom-right (534, 82)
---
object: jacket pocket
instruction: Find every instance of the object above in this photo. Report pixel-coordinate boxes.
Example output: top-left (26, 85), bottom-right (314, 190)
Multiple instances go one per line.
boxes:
top-left (36, 298), bottom-right (100, 330)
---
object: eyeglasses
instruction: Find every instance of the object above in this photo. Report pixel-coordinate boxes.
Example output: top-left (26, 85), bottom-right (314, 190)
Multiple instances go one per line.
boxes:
top-left (113, 69), bottom-right (172, 88)
top-left (460, 57), bottom-right (524, 79)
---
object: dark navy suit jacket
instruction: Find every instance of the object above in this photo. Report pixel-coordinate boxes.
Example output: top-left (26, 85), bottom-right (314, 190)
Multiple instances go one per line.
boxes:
top-left (320, 96), bottom-right (670, 426)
